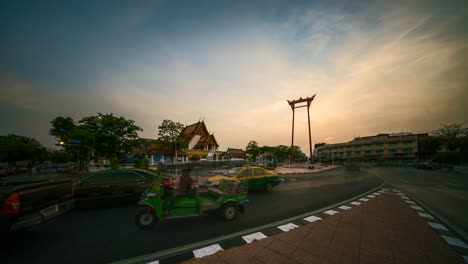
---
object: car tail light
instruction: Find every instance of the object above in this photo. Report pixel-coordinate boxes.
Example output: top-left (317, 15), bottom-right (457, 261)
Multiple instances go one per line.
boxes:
top-left (1, 192), bottom-right (20, 215)
top-left (163, 179), bottom-right (174, 186)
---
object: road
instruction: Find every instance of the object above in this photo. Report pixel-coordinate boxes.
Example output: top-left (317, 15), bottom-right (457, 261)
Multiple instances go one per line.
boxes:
top-left (369, 167), bottom-right (468, 239)
top-left (2, 167), bottom-right (382, 264)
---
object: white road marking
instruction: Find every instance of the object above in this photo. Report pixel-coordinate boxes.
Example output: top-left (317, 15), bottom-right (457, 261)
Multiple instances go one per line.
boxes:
top-left (351, 201), bottom-right (361, 206)
top-left (405, 200), bottom-right (416, 205)
top-left (193, 244), bottom-right (223, 258)
top-left (401, 196), bottom-right (410, 200)
top-left (373, 192), bottom-right (381, 195)
top-left (418, 212), bottom-right (434, 219)
top-left (441, 236), bottom-right (468, 249)
top-left (242, 232), bottom-right (268, 244)
top-left (304, 216), bottom-right (322, 222)
top-left (338, 205), bottom-right (351, 210)
top-left (367, 195), bottom-right (376, 198)
top-left (147, 261), bottom-right (159, 264)
top-left (277, 223), bottom-right (299, 232)
top-left (410, 205), bottom-right (424, 211)
top-left (359, 198), bottom-right (369, 202)
top-left (427, 222), bottom-right (448, 231)
top-left (324, 210), bottom-right (339, 215)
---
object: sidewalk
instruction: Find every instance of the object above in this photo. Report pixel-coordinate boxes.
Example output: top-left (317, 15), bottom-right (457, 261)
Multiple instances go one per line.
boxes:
top-left (182, 190), bottom-right (467, 264)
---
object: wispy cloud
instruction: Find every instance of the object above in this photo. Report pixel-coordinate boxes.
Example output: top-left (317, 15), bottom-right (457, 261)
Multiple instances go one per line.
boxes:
top-left (1, 1), bottom-right (467, 152)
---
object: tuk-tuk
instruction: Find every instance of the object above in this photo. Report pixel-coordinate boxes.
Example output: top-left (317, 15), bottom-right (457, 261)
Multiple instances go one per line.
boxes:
top-left (135, 169), bottom-right (248, 229)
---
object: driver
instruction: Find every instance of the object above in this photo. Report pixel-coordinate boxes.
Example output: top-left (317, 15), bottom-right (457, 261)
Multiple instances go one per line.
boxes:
top-left (166, 168), bottom-right (194, 214)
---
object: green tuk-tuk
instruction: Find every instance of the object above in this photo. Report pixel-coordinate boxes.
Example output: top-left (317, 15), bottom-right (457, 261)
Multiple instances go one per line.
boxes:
top-left (135, 170), bottom-right (248, 229)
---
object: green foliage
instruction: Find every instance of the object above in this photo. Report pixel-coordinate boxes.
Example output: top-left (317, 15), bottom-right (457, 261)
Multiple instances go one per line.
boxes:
top-left (110, 158), bottom-right (120, 169)
top-left (418, 136), bottom-right (441, 159)
top-left (79, 113), bottom-right (142, 157)
top-left (189, 154), bottom-right (200, 161)
top-left (246, 140), bottom-right (260, 160)
top-left (141, 158), bottom-right (150, 169)
top-left (49, 149), bottom-right (73, 163)
top-left (50, 113), bottom-right (142, 158)
top-left (247, 141), bottom-right (307, 163)
top-left (433, 152), bottom-right (461, 165)
top-left (0, 134), bottom-right (48, 162)
top-left (158, 120), bottom-right (184, 143)
top-left (133, 158), bottom-right (142, 169)
top-left (433, 123), bottom-right (468, 152)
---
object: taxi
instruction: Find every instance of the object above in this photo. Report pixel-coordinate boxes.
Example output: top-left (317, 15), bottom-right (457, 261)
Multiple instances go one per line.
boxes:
top-left (206, 166), bottom-right (280, 192)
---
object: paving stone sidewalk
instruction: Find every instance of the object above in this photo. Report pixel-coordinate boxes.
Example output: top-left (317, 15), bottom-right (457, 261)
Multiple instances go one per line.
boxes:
top-left (182, 193), bottom-right (466, 264)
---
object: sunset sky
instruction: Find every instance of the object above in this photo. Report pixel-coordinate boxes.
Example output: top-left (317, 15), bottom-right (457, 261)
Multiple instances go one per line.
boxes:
top-left (1, 1), bottom-right (467, 154)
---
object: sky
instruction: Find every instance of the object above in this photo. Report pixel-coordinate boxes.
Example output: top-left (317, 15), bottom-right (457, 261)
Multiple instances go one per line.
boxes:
top-left (1, 0), bottom-right (467, 154)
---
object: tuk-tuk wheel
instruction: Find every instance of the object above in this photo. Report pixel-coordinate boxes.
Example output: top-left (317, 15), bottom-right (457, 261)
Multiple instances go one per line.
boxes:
top-left (265, 183), bottom-right (274, 192)
top-left (136, 207), bottom-right (157, 229)
top-left (221, 203), bottom-right (237, 221)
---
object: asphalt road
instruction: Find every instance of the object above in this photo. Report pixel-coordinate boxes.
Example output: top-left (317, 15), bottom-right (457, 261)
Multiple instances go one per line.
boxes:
top-left (2, 167), bottom-right (382, 264)
top-left (369, 166), bottom-right (468, 239)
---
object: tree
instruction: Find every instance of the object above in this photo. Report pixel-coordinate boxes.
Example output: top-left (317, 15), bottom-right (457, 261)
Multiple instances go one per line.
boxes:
top-left (418, 136), bottom-right (441, 160)
top-left (79, 113), bottom-right (142, 157)
top-left (157, 120), bottom-right (185, 161)
top-left (0, 134), bottom-right (48, 163)
top-left (157, 120), bottom-right (184, 143)
top-left (433, 123), bottom-right (468, 152)
top-left (50, 116), bottom-right (76, 141)
top-left (246, 140), bottom-right (261, 160)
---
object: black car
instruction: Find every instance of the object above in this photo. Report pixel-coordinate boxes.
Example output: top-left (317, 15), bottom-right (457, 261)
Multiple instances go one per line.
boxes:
top-left (73, 169), bottom-right (169, 205)
top-left (416, 162), bottom-right (439, 170)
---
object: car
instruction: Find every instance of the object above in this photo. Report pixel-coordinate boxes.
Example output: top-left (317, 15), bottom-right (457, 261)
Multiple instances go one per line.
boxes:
top-left (0, 167), bottom-right (16, 177)
top-left (416, 162), bottom-right (438, 170)
top-left (73, 169), bottom-right (167, 204)
top-left (206, 166), bottom-right (280, 192)
top-left (0, 175), bottom-right (74, 232)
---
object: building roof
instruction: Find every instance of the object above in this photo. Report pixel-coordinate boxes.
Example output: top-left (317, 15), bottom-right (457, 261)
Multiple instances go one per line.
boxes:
top-left (179, 121), bottom-right (219, 148)
top-left (226, 148), bottom-right (245, 154)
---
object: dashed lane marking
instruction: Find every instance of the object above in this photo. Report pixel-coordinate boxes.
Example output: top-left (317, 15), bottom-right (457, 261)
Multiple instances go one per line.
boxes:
top-left (427, 222), bottom-right (448, 231)
top-left (405, 200), bottom-right (416, 205)
top-left (277, 223), bottom-right (299, 232)
top-left (367, 195), bottom-right (376, 198)
top-left (242, 232), bottom-right (268, 244)
top-left (351, 201), bottom-right (361, 206)
top-left (359, 198), bottom-right (369, 202)
top-left (441, 235), bottom-right (468, 249)
top-left (338, 205), bottom-right (351, 210)
top-left (324, 210), bottom-right (339, 216)
top-left (193, 244), bottom-right (223, 258)
top-left (304, 216), bottom-right (321, 223)
top-left (418, 212), bottom-right (434, 219)
top-left (147, 261), bottom-right (159, 264)
top-left (410, 205), bottom-right (424, 211)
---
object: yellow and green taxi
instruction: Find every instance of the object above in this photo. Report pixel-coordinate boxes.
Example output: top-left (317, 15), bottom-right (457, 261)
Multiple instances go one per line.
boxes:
top-left (206, 166), bottom-right (280, 192)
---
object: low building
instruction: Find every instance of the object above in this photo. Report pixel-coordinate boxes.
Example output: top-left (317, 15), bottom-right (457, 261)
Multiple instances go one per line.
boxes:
top-left (221, 148), bottom-right (246, 160)
top-left (315, 132), bottom-right (428, 164)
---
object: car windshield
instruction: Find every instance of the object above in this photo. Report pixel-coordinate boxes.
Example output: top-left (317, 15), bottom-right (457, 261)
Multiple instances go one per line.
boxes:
top-left (222, 168), bottom-right (241, 176)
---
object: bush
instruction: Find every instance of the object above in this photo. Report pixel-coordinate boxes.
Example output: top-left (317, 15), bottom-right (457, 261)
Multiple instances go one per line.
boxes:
top-left (190, 155), bottom-right (200, 161)
top-left (110, 158), bottom-right (120, 170)
top-left (141, 158), bottom-right (150, 169)
top-left (133, 158), bottom-right (141, 169)
top-left (433, 152), bottom-right (461, 165)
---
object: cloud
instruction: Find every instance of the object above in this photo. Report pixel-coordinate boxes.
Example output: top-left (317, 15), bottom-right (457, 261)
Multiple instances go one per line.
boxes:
top-left (2, 1), bottom-right (467, 153)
